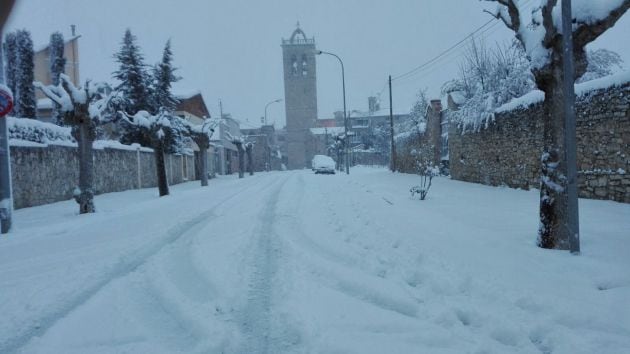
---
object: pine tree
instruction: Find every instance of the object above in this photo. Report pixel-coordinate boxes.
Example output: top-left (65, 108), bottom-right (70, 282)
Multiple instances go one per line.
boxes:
top-left (113, 29), bottom-right (151, 146)
top-left (15, 29), bottom-right (36, 118)
top-left (113, 29), bottom-right (149, 114)
top-left (3, 32), bottom-right (18, 115)
top-left (152, 40), bottom-right (184, 153)
top-left (152, 40), bottom-right (180, 112)
top-left (49, 32), bottom-right (66, 125)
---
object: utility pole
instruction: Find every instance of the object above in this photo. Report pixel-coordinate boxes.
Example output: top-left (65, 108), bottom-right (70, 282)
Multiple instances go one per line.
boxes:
top-left (561, 0), bottom-right (580, 254)
top-left (0, 28), bottom-right (14, 234)
top-left (389, 75), bottom-right (396, 172)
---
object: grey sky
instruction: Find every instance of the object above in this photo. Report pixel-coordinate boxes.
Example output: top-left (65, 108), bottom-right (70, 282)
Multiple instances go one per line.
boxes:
top-left (6, 0), bottom-right (630, 128)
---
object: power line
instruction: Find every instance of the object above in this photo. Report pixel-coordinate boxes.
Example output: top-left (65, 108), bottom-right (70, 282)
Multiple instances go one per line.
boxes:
top-left (389, 0), bottom-right (533, 84)
top-left (391, 18), bottom-right (496, 82)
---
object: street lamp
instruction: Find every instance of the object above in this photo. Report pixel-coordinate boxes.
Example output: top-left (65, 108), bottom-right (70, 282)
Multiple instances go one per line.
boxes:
top-left (316, 49), bottom-right (349, 175)
top-left (264, 98), bottom-right (283, 125)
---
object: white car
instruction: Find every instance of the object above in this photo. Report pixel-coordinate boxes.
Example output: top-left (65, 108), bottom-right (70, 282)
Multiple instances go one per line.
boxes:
top-left (312, 155), bottom-right (336, 174)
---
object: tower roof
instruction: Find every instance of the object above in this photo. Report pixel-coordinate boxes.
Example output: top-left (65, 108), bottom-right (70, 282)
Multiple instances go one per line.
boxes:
top-left (282, 22), bottom-right (315, 45)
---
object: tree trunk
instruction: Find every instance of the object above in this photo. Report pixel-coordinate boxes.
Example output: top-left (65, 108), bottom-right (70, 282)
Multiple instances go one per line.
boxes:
top-left (199, 147), bottom-right (208, 186)
top-left (236, 143), bottom-right (244, 179)
top-left (538, 65), bottom-right (570, 250)
top-left (154, 142), bottom-right (169, 196)
top-left (246, 145), bottom-right (254, 176)
top-left (74, 122), bottom-right (96, 214)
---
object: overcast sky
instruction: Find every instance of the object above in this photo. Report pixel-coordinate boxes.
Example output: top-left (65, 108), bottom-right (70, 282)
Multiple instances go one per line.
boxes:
top-left (6, 0), bottom-right (630, 128)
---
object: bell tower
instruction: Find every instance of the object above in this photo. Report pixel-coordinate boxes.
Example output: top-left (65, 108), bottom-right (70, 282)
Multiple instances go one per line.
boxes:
top-left (281, 23), bottom-right (318, 169)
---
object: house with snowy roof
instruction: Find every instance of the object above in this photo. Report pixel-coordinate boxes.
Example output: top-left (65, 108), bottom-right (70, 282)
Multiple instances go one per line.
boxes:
top-left (173, 91), bottom-right (219, 180)
top-left (209, 114), bottom-right (243, 175)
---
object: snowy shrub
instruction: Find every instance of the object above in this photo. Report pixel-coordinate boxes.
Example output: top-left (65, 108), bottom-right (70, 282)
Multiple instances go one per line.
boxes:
top-left (410, 165), bottom-right (439, 201)
top-left (409, 149), bottom-right (440, 200)
top-left (7, 117), bottom-right (74, 144)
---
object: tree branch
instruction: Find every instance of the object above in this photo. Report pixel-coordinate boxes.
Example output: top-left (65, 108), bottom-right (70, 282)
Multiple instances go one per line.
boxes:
top-left (573, 0), bottom-right (630, 47)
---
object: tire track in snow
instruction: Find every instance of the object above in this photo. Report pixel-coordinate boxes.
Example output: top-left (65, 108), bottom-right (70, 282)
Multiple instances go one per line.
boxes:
top-left (239, 174), bottom-right (299, 353)
top-left (1, 175), bottom-right (276, 354)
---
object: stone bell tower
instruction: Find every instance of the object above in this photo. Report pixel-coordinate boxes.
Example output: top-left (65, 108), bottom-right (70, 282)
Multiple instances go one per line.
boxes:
top-left (281, 23), bottom-right (318, 169)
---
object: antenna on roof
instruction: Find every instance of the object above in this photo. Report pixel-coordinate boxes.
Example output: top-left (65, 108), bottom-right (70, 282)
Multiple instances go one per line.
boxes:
top-left (71, 25), bottom-right (76, 36)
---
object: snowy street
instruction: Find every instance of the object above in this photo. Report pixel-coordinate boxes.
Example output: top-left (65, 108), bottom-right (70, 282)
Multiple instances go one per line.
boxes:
top-left (1, 167), bottom-right (629, 353)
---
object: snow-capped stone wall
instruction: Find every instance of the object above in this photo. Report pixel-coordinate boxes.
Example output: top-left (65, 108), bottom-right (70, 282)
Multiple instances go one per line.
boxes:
top-left (10, 144), bottom-right (196, 209)
top-left (448, 81), bottom-right (630, 203)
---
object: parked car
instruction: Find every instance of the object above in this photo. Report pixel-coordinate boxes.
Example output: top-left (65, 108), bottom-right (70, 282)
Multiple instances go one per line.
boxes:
top-left (312, 155), bottom-right (336, 174)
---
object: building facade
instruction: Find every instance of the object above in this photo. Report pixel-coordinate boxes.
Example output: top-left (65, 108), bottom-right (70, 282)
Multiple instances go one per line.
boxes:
top-left (281, 24), bottom-right (318, 169)
top-left (34, 29), bottom-right (81, 121)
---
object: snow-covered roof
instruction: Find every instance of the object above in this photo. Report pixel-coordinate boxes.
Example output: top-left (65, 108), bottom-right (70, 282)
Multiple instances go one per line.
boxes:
top-left (174, 89), bottom-right (202, 100)
top-left (310, 127), bottom-right (345, 136)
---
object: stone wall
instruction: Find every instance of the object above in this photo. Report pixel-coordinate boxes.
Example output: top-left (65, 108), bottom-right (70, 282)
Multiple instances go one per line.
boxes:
top-left (11, 144), bottom-right (197, 209)
top-left (448, 83), bottom-right (630, 203)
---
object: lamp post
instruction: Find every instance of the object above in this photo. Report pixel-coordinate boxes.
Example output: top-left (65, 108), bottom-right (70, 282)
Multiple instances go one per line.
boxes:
top-left (264, 98), bottom-right (283, 125)
top-left (316, 49), bottom-right (349, 175)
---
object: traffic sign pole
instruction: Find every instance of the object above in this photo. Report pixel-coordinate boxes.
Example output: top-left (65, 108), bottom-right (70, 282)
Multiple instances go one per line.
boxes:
top-left (0, 28), bottom-right (14, 234)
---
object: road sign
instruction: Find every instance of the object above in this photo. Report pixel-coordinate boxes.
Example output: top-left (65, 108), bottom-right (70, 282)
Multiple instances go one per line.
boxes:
top-left (0, 87), bottom-right (13, 117)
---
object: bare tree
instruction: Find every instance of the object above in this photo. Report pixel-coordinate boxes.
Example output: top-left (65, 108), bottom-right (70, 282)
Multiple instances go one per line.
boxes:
top-left (35, 75), bottom-right (119, 213)
top-left (484, 0), bottom-right (630, 249)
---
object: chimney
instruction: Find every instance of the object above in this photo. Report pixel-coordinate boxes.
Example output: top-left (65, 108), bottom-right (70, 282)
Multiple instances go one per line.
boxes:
top-left (430, 99), bottom-right (442, 113)
top-left (71, 25), bottom-right (76, 36)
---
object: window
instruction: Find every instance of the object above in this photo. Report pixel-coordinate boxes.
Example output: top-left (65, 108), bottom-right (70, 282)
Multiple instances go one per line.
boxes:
top-left (291, 55), bottom-right (298, 76)
top-left (301, 54), bottom-right (308, 76)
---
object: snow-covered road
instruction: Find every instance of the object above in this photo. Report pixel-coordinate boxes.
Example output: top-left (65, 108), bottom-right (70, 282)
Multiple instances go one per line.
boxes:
top-left (1, 168), bottom-right (629, 353)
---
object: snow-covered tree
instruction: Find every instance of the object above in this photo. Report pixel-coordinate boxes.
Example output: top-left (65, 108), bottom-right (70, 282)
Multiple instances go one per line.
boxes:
top-left (113, 29), bottom-right (150, 114)
top-left (151, 40), bottom-right (180, 112)
top-left (444, 39), bottom-right (534, 131)
top-left (578, 48), bottom-right (624, 83)
top-left (227, 133), bottom-right (245, 178)
top-left (485, 0), bottom-right (630, 249)
top-left (187, 118), bottom-right (217, 186)
top-left (113, 29), bottom-right (155, 148)
top-left (395, 89), bottom-right (429, 143)
top-left (35, 75), bottom-right (121, 213)
top-left (49, 32), bottom-right (66, 125)
top-left (15, 29), bottom-right (36, 118)
top-left (120, 110), bottom-right (190, 196)
top-left (3, 32), bottom-right (18, 115)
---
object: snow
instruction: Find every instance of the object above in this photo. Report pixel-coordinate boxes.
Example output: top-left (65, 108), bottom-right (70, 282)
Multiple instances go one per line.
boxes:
top-left (0, 168), bottom-right (628, 353)
top-left (449, 90), bottom-right (466, 105)
top-left (495, 70), bottom-right (630, 113)
top-left (36, 98), bottom-right (53, 110)
top-left (495, 90), bottom-right (545, 113)
top-left (309, 127), bottom-right (345, 136)
top-left (0, 84), bottom-right (14, 100)
top-left (575, 70), bottom-right (630, 96)
top-left (553, 0), bottom-right (628, 28)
